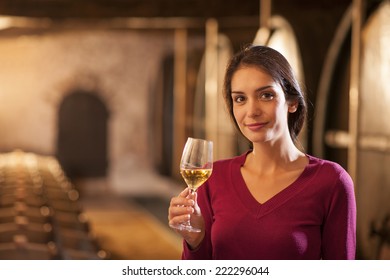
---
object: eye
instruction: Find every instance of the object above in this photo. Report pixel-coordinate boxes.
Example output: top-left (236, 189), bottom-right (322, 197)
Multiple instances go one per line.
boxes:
top-left (259, 92), bottom-right (275, 100)
top-left (232, 95), bottom-right (246, 104)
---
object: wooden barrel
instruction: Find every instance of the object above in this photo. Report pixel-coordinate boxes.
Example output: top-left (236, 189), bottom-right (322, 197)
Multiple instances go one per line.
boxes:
top-left (0, 150), bottom-right (106, 260)
top-left (194, 22), bottom-right (238, 160)
top-left (357, 1), bottom-right (390, 260)
top-left (314, 2), bottom-right (390, 259)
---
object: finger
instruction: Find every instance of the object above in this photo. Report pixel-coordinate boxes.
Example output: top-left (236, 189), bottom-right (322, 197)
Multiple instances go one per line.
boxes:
top-left (169, 204), bottom-right (193, 216)
top-left (170, 191), bottom-right (195, 207)
top-left (168, 204), bottom-right (193, 220)
top-left (178, 187), bottom-right (190, 198)
top-left (170, 197), bottom-right (193, 208)
top-left (169, 214), bottom-right (191, 228)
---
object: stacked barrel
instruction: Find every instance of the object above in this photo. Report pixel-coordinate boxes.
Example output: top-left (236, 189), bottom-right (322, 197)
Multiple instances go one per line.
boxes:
top-left (0, 150), bottom-right (106, 260)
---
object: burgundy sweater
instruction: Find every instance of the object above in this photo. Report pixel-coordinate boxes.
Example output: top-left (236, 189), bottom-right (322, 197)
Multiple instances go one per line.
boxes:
top-left (182, 152), bottom-right (356, 260)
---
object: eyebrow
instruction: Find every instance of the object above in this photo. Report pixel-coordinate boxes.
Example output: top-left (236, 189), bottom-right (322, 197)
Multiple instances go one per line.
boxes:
top-left (231, 85), bottom-right (274, 94)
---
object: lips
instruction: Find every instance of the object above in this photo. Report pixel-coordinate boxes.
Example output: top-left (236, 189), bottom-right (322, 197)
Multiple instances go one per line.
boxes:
top-left (245, 122), bottom-right (267, 131)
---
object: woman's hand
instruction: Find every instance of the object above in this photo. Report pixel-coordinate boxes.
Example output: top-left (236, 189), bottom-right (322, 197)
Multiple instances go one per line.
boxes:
top-left (168, 188), bottom-right (205, 249)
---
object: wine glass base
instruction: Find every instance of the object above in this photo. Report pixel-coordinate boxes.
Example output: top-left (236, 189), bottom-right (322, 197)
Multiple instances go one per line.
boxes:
top-left (169, 224), bottom-right (201, 233)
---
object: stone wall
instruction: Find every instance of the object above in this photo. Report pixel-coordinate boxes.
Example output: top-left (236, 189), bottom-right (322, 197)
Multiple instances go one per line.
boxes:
top-left (0, 27), bottom-right (183, 195)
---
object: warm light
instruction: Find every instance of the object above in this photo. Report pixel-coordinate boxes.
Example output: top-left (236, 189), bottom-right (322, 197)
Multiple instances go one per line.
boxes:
top-left (253, 16), bottom-right (305, 84)
top-left (0, 17), bottom-right (12, 30)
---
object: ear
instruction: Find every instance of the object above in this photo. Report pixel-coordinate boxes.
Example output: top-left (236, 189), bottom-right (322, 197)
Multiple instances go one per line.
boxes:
top-left (288, 101), bottom-right (298, 113)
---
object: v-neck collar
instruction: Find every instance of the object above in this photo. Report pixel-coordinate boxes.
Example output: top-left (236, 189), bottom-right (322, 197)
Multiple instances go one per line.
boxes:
top-left (230, 151), bottom-right (315, 219)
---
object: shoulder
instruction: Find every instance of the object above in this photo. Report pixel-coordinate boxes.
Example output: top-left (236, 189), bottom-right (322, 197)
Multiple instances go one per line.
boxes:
top-left (306, 154), bottom-right (354, 193)
top-left (307, 154), bottom-right (349, 176)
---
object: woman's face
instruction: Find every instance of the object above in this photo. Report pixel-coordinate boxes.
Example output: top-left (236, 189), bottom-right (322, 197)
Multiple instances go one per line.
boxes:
top-left (231, 66), bottom-right (296, 145)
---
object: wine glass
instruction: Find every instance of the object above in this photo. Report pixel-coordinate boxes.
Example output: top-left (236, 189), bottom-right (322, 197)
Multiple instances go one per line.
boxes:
top-left (171, 137), bottom-right (213, 232)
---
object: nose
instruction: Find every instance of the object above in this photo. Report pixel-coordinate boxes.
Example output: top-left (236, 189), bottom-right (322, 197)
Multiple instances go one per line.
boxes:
top-left (247, 99), bottom-right (261, 118)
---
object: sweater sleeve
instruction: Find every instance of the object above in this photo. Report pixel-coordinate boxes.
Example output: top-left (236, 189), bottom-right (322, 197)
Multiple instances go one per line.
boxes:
top-left (182, 181), bottom-right (214, 259)
top-left (321, 168), bottom-right (356, 259)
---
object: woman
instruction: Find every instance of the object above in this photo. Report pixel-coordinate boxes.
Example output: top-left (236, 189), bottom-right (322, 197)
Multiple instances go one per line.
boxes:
top-left (168, 45), bottom-right (356, 259)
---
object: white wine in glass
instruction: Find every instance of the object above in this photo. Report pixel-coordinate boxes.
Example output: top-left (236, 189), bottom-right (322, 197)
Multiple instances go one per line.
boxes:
top-left (172, 137), bottom-right (213, 232)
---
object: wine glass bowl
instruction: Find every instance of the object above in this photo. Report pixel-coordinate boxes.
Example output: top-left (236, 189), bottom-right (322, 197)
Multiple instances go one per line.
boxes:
top-left (171, 137), bottom-right (213, 232)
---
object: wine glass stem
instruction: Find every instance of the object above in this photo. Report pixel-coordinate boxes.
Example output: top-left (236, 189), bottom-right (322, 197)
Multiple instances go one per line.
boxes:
top-left (187, 188), bottom-right (196, 225)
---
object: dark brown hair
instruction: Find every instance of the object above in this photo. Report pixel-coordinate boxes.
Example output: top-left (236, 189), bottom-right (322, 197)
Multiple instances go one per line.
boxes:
top-left (223, 44), bottom-right (307, 142)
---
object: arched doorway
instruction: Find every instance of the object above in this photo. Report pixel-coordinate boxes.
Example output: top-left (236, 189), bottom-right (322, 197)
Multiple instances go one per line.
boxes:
top-left (56, 91), bottom-right (109, 179)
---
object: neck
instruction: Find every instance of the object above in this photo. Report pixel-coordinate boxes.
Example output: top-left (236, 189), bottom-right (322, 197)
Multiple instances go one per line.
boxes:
top-left (248, 139), bottom-right (304, 174)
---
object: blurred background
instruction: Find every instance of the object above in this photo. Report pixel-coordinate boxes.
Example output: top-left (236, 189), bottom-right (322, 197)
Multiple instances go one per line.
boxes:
top-left (0, 0), bottom-right (389, 260)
